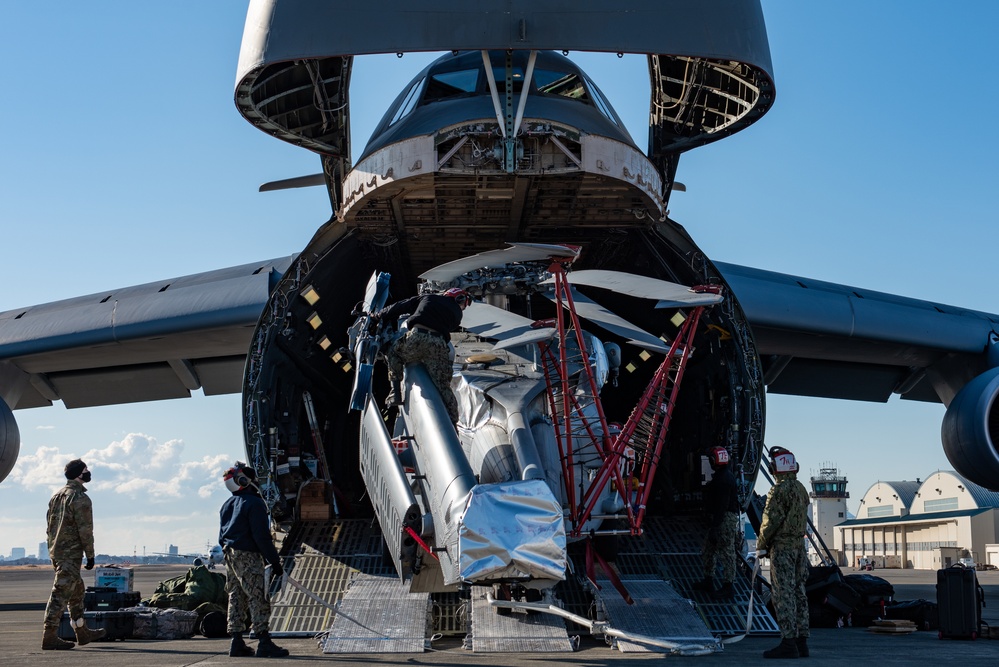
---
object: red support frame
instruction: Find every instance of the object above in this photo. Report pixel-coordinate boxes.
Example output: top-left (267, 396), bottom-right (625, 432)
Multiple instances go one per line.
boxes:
top-left (538, 260), bottom-right (720, 538)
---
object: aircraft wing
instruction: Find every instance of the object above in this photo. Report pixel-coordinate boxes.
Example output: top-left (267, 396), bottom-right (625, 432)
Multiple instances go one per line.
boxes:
top-left (715, 261), bottom-right (999, 405)
top-left (0, 257), bottom-right (293, 410)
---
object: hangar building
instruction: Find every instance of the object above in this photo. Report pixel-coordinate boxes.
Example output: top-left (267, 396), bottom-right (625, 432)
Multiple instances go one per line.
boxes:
top-left (836, 471), bottom-right (999, 570)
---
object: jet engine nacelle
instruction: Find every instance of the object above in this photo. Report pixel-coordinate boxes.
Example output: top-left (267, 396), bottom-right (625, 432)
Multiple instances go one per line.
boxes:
top-left (941, 367), bottom-right (999, 491)
top-left (0, 396), bottom-right (20, 484)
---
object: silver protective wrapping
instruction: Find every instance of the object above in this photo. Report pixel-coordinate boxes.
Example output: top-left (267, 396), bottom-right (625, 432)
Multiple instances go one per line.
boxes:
top-left (458, 479), bottom-right (566, 585)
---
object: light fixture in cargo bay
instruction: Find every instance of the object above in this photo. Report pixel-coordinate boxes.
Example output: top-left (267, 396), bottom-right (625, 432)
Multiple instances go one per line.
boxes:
top-left (300, 285), bottom-right (320, 306)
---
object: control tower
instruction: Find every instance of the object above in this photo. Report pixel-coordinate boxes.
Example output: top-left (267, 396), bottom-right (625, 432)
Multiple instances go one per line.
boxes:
top-left (808, 465), bottom-right (849, 565)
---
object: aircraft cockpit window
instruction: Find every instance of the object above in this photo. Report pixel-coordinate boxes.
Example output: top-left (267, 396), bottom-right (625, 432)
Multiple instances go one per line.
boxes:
top-left (424, 69), bottom-right (480, 103)
top-left (490, 66), bottom-right (527, 95)
top-left (585, 75), bottom-right (619, 126)
top-left (534, 69), bottom-right (589, 101)
top-left (390, 76), bottom-right (425, 125)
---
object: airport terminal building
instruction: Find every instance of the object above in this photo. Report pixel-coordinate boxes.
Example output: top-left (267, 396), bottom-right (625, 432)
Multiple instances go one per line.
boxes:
top-left (835, 471), bottom-right (999, 570)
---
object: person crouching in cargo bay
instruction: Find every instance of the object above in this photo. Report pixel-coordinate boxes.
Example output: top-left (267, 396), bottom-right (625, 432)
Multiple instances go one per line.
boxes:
top-left (372, 287), bottom-right (471, 424)
top-left (42, 459), bottom-right (106, 650)
top-left (757, 446), bottom-right (811, 659)
top-left (219, 462), bottom-right (289, 658)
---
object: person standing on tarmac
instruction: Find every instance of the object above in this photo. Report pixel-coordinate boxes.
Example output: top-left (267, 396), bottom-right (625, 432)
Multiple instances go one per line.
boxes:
top-left (42, 459), bottom-right (106, 650)
top-left (372, 287), bottom-right (470, 424)
top-left (757, 446), bottom-right (811, 659)
top-left (219, 462), bottom-right (289, 658)
top-left (692, 446), bottom-right (740, 599)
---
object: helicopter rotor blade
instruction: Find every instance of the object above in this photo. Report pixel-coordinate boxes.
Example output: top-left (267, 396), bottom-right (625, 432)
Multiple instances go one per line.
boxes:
top-left (461, 301), bottom-right (537, 341)
top-left (420, 243), bottom-right (579, 283)
top-left (543, 289), bottom-right (669, 354)
top-left (552, 269), bottom-right (723, 308)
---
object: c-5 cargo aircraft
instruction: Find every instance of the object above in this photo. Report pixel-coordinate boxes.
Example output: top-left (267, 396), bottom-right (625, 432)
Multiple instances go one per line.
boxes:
top-left (2, 0), bottom-right (999, 615)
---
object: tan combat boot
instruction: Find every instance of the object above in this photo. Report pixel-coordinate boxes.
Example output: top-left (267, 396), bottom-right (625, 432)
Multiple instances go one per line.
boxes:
top-left (71, 617), bottom-right (106, 646)
top-left (41, 625), bottom-right (74, 650)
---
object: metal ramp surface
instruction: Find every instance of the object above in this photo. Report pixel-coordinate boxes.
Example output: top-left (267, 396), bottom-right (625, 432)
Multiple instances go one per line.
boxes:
top-left (321, 574), bottom-right (430, 653)
top-left (269, 517), bottom-right (776, 643)
top-left (465, 589), bottom-right (576, 653)
top-left (668, 551), bottom-right (778, 636)
top-left (591, 579), bottom-right (719, 653)
top-left (268, 520), bottom-right (396, 636)
top-left (583, 516), bottom-right (779, 638)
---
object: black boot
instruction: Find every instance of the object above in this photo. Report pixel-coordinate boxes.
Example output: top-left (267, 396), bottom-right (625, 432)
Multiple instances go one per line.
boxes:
top-left (796, 636), bottom-right (809, 658)
top-left (255, 632), bottom-right (289, 658)
top-left (691, 576), bottom-right (716, 593)
top-left (711, 582), bottom-right (735, 600)
top-left (229, 632), bottom-right (254, 657)
top-left (763, 638), bottom-right (800, 659)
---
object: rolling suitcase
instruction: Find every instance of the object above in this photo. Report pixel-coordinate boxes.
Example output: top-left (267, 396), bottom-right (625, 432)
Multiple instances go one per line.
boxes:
top-left (936, 564), bottom-right (983, 639)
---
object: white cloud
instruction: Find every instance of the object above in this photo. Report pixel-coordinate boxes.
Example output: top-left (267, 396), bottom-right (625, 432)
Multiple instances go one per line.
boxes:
top-left (35, 425), bottom-right (55, 430)
top-left (86, 433), bottom-right (185, 472)
top-left (9, 445), bottom-right (76, 492)
top-left (9, 434), bottom-right (234, 503)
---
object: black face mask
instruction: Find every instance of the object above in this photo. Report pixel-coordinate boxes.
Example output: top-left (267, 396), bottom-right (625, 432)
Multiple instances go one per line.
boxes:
top-left (81, 471), bottom-right (92, 483)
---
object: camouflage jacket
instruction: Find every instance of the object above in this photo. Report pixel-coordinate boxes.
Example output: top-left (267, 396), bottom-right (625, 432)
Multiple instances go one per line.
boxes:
top-left (757, 473), bottom-right (809, 551)
top-left (46, 479), bottom-right (95, 561)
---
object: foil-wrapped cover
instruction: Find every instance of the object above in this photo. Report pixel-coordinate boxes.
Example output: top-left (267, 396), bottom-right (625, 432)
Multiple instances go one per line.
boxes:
top-left (458, 479), bottom-right (566, 584)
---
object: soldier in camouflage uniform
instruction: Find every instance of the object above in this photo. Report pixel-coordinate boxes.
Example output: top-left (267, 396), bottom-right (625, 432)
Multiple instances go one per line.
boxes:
top-left (373, 288), bottom-right (470, 424)
top-left (42, 459), bottom-right (106, 650)
top-left (219, 463), bottom-right (288, 658)
top-left (757, 446), bottom-right (810, 659)
top-left (693, 446), bottom-right (740, 599)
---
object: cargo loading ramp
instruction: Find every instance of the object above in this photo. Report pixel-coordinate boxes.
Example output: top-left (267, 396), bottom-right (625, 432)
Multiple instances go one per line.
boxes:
top-left (614, 516), bottom-right (780, 637)
top-left (465, 588), bottom-right (576, 653)
top-left (321, 574), bottom-right (431, 653)
top-left (590, 578), bottom-right (719, 653)
top-left (268, 520), bottom-right (397, 637)
top-left (268, 516), bottom-right (776, 647)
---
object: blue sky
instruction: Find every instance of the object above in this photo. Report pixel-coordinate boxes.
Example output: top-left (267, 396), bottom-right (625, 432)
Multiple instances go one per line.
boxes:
top-left (1, 2), bottom-right (997, 557)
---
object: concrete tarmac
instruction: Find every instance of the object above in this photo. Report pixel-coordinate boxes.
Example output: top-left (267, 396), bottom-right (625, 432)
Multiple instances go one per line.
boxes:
top-left (1, 564), bottom-right (996, 665)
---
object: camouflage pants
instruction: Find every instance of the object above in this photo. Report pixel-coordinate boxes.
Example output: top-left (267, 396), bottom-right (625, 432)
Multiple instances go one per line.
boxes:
top-left (387, 329), bottom-right (458, 422)
top-left (224, 547), bottom-right (271, 634)
top-left (701, 511), bottom-right (739, 585)
top-left (43, 558), bottom-right (85, 628)
top-left (770, 542), bottom-right (809, 639)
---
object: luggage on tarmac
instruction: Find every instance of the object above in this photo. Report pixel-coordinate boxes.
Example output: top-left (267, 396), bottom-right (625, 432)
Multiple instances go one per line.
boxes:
top-left (824, 582), bottom-right (861, 615)
top-left (840, 573), bottom-right (895, 627)
top-left (843, 573), bottom-right (894, 605)
top-left (805, 565), bottom-right (842, 597)
top-left (84, 586), bottom-right (142, 612)
top-left (936, 564), bottom-right (984, 639)
top-left (806, 564), bottom-right (860, 627)
top-left (57, 611), bottom-right (134, 642)
top-left (884, 599), bottom-right (939, 631)
top-left (122, 607), bottom-right (199, 639)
